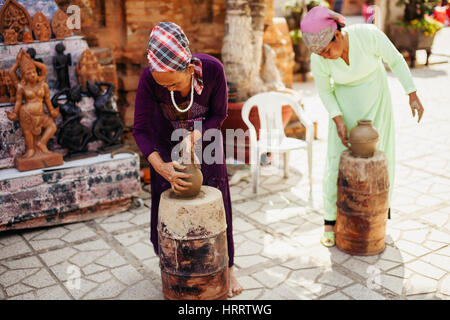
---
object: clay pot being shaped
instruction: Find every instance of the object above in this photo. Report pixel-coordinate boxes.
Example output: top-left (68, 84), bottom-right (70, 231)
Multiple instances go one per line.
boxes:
top-left (348, 120), bottom-right (379, 158)
top-left (174, 148), bottom-right (203, 198)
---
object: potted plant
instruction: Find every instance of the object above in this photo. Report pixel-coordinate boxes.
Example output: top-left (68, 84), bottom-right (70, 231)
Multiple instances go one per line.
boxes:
top-left (284, 0), bottom-right (329, 81)
top-left (390, 0), bottom-right (444, 67)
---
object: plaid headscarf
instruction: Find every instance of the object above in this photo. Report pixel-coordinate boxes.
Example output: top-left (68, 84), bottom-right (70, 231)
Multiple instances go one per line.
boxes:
top-left (147, 22), bottom-right (204, 95)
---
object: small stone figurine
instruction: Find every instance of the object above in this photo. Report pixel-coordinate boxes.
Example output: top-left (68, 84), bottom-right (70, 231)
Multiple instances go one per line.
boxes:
top-left (53, 42), bottom-right (72, 90)
top-left (26, 48), bottom-right (43, 76)
top-left (86, 81), bottom-right (124, 152)
top-left (5, 49), bottom-right (63, 171)
top-left (52, 85), bottom-right (95, 160)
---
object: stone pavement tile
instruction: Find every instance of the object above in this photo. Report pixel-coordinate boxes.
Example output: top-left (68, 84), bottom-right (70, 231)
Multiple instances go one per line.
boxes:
top-left (142, 257), bottom-right (161, 278)
top-left (440, 274), bottom-right (450, 296)
top-left (389, 220), bottom-right (427, 231)
top-left (375, 274), bottom-right (405, 296)
top-left (5, 283), bottom-right (34, 297)
top-left (420, 212), bottom-right (449, 228)
top-left (374, 259), bottom-right (400, 271)
top-left (111, 265), bottom-right (144, 286)
top-left (427, 230), bottom-right (450, 244)
top-left (435, 246), bottom-right (450, 257)
top-left (423, 241), bottom-right (447, 251)
top-left (260, 237), bottom-right (302, 261)
top-left (321, 292), bottom-right (351, 300)
top-left (328, 247), bottom-right (351, 264)
top-left (233, 217), bottom-right (256, 233)
top-left (405, 275), bottom-right (438, 296)
top-left (406, 155), bottom-right (449, 178)
top-left (234, 255), bottom-right (269, 269)
top-left (36, 285), bottom-right (71, 300)
top-left (21, 269), bottom-right (56, 289)
top-left (252, 266), bottom-right (291, 289)
top-left (95, 211), bottom-right (137, 232)
top-left (114, 229), bottom-right (155, 261)
top-left (317, 270), bottom-right (354, 288)
top-left (394, 240), bottom-right (430, 257)
top-left (231, 288), bottom-right (263, 300)
top-left (233, 201), bottom-right (263, 215)
top-left (63, 278), bottom-right (98, 299)
top-left (83, 278), bottom-right (127, 300)
top-left (235, 240), bottom-right (263, 256)
top-left (286, 268), bottom-right (322, 287)
top-left (386, 266), bottom-right (413, 278)
top-left (401, 230), bottom-right (429, 244)
top-left (21, 223), bottom-right (97, 251)
top-left (406, 260), bottom-right (447, 280)
top-left (342, 258), bottom-right (372, 280)
top-left (0, 234), bottom-right (32, 260)
top-left (0, 268), bottom-right (39, 288)
top-left (118, 279), bottom-right (162, 300)
top-left (379, 245), bottom-right (414, 263)
top-left (342, 284), bottom-right (385, 300)
top-left (420, 253), bottom-right (450, 271)
top-left (238, 276), bottom-right (264, 290)
top-left (282, 256), bottom-right (324, 271)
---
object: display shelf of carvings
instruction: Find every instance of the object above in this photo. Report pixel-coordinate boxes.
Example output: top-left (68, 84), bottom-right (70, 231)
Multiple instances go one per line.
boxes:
top-left (0, 0), bottom-right (32, 43)
top-left (0, 37), bottom-right (113, 170)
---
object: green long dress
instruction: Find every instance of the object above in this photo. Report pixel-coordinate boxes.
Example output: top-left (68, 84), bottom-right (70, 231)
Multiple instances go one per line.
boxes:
top-left (310, 24), bottom-right (417, 222)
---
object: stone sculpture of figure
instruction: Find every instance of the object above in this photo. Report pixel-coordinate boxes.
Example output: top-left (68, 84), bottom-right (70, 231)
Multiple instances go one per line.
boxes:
top-left (52, 85), bottom-right (94, 160)
top-left (51, 9), bottom-right (72, 40)
top-left (0, 70), bottom-right (8, 103)
top-left (3, 28), bottom-right (18, 44)
top-left (0, 0), bottom-right (32, 42)
top-left (5, 49), bottom-right (63, 171)
top-left (53, 42), bottom-right (72, 90)
top-left (76, 49), bottom-right (103, 92)
top-left (22, 27), bottom-right (33, 43)
top-left (31, 11), bottom-right (51, 42)
top-left (87, 81), bottom-right (123, 152)
top-left (26, 48), bottom-right (43, 76)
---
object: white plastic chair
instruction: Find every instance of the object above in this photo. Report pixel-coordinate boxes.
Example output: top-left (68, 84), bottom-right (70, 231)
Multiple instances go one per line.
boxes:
top-left (241, 91), bottom-right (313, 195)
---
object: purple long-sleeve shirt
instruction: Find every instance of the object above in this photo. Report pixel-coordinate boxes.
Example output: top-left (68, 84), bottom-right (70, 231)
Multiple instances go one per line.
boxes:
top-left (132, 54), bottom-right (235, 267)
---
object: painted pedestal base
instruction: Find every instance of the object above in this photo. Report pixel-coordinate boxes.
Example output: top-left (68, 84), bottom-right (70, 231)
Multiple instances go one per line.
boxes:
top-left (0, 153), bottom-right (141, 231)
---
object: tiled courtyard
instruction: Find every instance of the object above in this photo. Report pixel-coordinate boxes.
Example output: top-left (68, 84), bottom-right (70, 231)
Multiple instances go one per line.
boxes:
top-left (0, 27), bottom-right (449, 300)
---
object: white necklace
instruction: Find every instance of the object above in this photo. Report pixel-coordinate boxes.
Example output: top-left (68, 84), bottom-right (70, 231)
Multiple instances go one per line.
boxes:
top-left (170, 75), bottom-right (194, 113)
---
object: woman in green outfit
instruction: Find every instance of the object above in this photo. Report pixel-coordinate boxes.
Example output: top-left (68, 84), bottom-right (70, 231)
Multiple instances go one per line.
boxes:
top-left (301, 7), bottom-right (425, 247)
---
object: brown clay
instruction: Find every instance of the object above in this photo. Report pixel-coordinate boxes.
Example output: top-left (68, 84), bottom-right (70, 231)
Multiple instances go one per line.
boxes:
top-left (5, 49), bottom-right (63, 171)
top-left (336, 150), bottom-right (389, 256)
top-left (32, 11), bottom-right (51, 42)
top-left (76, 49), bottom-right (104, 91)
top-left (51, 9), bottom-right (72, 40)
top-left (3, 28), bottom-right (18, 45)
top-left (348, 120), bottom-right (379, 158)
top-left (22, 27), bottom-right (33, 43)
top-left (0, 0), bottom-right (32, 42)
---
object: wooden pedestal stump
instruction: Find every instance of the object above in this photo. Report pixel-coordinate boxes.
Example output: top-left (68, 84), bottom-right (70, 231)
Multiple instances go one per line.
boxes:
top-left (336, 150), bottom-right (390, 256)
top-left (158, 186), bottom-right (229, 300)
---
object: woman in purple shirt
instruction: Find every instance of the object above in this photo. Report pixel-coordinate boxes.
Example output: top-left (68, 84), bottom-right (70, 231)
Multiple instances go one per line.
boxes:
top-left (132, 22), bottom-right (242, 297)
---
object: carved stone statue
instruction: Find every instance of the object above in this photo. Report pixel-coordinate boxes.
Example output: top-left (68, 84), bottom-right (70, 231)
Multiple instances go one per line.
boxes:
top-left (3, 28), bottom-right (18, 45)
top-left (26, 48), bottom-right (44, 76)
top-left (0, 70), bottom-right (8, 103)
top-left (51, 9), bottom-right (72, 40)
top-left (0, 0), bottom-right (32, 42)
top-left (52, 85), bottom-right (95, 160)
top-left (0, 68), bottom-right (17, 103)
top-left (76, 49), bottom-right (104, 92)
top-left (32, 11), bottom-right (51, 42)
top-left (87, 81), bottom-right (123, 152)
top-left (5, 49), bottom-right (63, 171)
top-left (53, 42), bottom-right (72, 90)
top-left (22, 26), bottom-right (33, 43)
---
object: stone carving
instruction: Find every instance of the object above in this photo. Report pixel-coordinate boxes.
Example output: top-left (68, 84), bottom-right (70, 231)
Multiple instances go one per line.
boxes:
top-left (76, 49), bottom-right (103, 92)
top-left (32, 11), bottom-right (51, 42)
top-left (22, 26), bottom-right (33, 43)
top-left (53, 42), bottom-right (72, 90)
top-left (5, 49), bottom-right (63, 171)
top-left (0, 0), bottom-right (32, 42)
top-left (52, 85), bottom-right (95, 160)
top-left (0, 68), bottom-right (17, 103)
top-left (86, 81), bottom-right (123, 152)
top-left (3, 28), bottom-right (18, 45)
top-left (51, 9), bottom-right (72, 40)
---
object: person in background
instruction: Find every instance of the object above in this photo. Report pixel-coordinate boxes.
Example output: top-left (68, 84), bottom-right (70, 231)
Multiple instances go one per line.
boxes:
top-left (300, 7), bottom-right (425, 247)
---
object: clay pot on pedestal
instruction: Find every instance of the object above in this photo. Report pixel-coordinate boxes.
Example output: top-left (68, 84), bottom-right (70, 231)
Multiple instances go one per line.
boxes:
top-left (348, 120), bottom-right (379, 158)
top-left (174, 150), bottom-right (203, 198)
